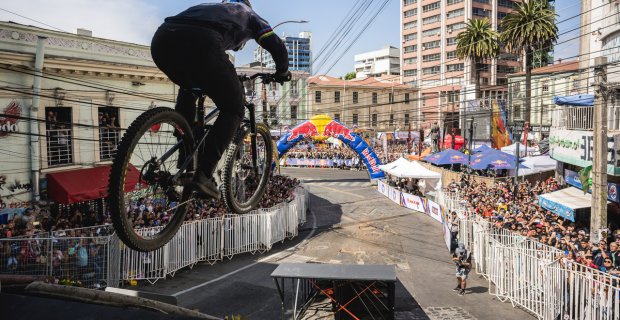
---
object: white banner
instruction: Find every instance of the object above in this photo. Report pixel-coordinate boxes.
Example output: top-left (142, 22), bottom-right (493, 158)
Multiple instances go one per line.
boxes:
top-left (427, 200), bottom-right (443, 223)
top-left (389, 187), bottom-right (401, 205)
top-left (401, 193), bottom-right (426, 212)
top-left (443, 221), bottom-right (452, 250)
top-left (377, 180), bottom-right (390, 197)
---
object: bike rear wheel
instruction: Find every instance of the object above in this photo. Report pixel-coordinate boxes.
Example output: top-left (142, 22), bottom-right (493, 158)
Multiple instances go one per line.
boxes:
top-left (108, 107), bottom-right (195, 252)
top-left (221, 123), bottom-right (273, 214)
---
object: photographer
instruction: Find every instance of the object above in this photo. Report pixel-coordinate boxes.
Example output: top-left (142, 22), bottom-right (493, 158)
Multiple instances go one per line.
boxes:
top-left (452, 243), bottom-right (471, 296)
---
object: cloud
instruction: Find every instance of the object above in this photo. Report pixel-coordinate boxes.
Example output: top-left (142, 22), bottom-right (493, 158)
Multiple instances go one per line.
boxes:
top-left (0, 0), bottom-right (161, 45)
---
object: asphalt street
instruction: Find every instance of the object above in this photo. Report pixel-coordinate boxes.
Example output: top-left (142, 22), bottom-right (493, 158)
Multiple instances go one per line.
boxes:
top-left (130, 168), bottom-right (535, 320)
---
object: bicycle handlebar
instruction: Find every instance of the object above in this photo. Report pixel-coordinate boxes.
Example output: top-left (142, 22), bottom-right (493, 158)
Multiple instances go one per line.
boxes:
top-left (238, 72), bottom-right (284, 84)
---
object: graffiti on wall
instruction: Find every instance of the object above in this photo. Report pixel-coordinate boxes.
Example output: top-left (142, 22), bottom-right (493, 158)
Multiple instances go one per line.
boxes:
top-left (0, 174), bottom-right (33, 211)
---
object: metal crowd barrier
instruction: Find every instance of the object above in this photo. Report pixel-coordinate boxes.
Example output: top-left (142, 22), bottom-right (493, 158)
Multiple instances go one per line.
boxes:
top-left (0, 187), bottom-right (309, 288)
top-left (453, 199), bottom-right (620, 320)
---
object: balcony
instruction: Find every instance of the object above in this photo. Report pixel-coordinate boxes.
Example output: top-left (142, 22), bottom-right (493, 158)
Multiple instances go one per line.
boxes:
top-left (99, 127), bottom-right (121, 161)
top-left (46, 128), bottom-right (73, 167)
top-left (551, 105), bottom-right (620, 131)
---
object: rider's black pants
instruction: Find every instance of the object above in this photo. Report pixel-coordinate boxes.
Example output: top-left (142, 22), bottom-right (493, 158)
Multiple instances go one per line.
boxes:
top-left (151, 22), bottom-right (244, 176)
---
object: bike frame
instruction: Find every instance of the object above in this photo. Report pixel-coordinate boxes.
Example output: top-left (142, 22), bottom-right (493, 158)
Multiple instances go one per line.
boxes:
top-left (159, 75), bottom-right (263, 183)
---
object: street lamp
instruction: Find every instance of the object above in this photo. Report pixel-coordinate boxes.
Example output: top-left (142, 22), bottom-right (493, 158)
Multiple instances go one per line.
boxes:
top-left (511, 119), bottom-right (525, 214)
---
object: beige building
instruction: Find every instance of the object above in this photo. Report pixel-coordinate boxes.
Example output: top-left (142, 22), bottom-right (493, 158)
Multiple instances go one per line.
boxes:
top-left (400, 0), bottom-right (520, 127)
top-left (306, 75), bottom-right (418, 131)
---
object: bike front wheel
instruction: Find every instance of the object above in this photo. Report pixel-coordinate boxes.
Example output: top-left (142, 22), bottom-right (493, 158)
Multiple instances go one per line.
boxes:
top-left (108, 107), bottom-right (195, 252)
top-left (221, 122), bottom-right (273, 214)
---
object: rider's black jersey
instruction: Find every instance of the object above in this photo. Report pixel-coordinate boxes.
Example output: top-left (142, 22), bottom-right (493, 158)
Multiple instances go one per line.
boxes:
top-left (165, 3), bottom-right (288, 73)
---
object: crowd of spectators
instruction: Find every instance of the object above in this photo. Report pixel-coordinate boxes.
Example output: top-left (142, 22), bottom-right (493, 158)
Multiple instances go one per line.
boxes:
top-left (448, 177), bottom-right (620, 276)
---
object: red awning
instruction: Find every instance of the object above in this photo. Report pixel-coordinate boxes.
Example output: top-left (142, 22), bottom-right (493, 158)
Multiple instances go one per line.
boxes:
top-left (46, 165), bottom-right (140, 204)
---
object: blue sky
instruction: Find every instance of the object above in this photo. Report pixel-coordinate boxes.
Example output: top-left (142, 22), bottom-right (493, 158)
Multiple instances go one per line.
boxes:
top-left (0, 0), bottom-right (582, 77)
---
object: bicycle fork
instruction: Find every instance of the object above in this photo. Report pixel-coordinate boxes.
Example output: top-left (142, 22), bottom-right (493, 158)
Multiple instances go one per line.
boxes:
top-left (246, 103), bottom-right (259, 176)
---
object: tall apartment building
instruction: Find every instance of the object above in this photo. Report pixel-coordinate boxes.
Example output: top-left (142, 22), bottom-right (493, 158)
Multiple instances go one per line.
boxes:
top-left (400, 0), bottom-right (521, 129)
top-left (354, 46), bottom-right (401, 78)
top-left (254, 32), bottom-right (312, 73)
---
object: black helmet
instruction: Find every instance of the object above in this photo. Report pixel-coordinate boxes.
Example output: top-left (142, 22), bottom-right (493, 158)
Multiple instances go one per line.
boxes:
top-left (223, 0), bottom-right (252, 8)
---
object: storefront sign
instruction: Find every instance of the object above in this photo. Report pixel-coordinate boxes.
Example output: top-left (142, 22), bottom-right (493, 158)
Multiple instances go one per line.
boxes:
top-left (549, 129), bottom-right (620, 175)
top-left (564, 169), bottom-right (620, 203)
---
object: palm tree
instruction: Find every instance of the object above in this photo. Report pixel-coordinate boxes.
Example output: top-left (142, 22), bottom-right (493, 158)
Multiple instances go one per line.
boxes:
top-left (500, 0), bottom-right (558, 124)
top-left (456, 18), bottom-right (499, 100)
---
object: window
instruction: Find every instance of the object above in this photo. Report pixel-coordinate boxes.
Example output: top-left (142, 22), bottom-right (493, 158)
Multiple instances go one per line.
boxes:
top-left (335, 91), bottom-right (341, 103)
top-left (472, 7), bottom-right (490, 17)
top-left (473, 0), bottom-right (490, 3)
top-left (389, 93), bottom-right (394, 104)
top-left (446, 51), bottom-right (457, 59)
top-left (478, 64), bottom-right (490, 72)
top-left (315, 91), bottom-right (321, 103)
top-left (404, 113), bottom-right (410, 124)
top-left (270, 105), bottom-right (278, 126)
top-left (404, 0), bottom-right (417, 5)
top-left (481, 77), bottom-right (489, 85)
top-left (422, 2), bottom-right (440, 12)
top-left (404, 57), bottom-right (417, 65)
top-left (446, 8), bottom-right (464, 19)
top-left (447, 22), bottom-right (466, 32)
top-left (447, 63), bottom-right (464, 72)
top-left (498, 0), bottom-right (516, 8)
top-left (423, 14), bottom-right (441, 25)
top-left (422, 40), bottom-right (441, 50)
top-left (353, 92), bottom-right (359, 104)
top-left (46, 107), bottom-right (73, 167)
top-left (353, 113), bottom-right (359, 125)
top-left (446, 37), bottom-right (457, 46)
top-left (405, 93), bottom-right (410, 104)
top-left (422, 28), bottom-right (441, 37)
top-left (423, 66), bottom-right (441, 75)
top-left (404, 33), bottom-right (417, 42)
top-left (497, 78), bottom-right (508, 85)
top-left (542, 80), bottom-right (549, 92)
top-left (448, 91), bottom-right (460, 103)
top-left (98, 107), bottom-right (121, 161)
top-left (404, 21), bottom-right (417, 30)
top-left (447, 0), bottom-right (464, 5)
top-left (389, 114), bottom-right (395, 126)
top-left (404, 45), bottom-right (417, 53)
top-left (496, 65), bottom-right (517, 73)
top-left (423, 53), bottom-right (441, 62)
top-left (497, 12), bottom-right (508, 20)
top-left (290, 80), bottom-right (298, 97)
top-left (512, 81), bottom-right (521, 93)
top-left (372, 114), bottom-right (378, 127)
top-left (404, 8), bottom-right (417, 18)
top-left (334, 113), bottom-right (340, 121)
top-left (404, 69), bottom-right (417, 77)
top-left (291, 105), bottom-right (298, 120)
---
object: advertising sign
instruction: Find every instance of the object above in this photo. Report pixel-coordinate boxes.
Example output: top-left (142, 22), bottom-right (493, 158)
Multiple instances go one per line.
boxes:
top-left (550, 129), bottom-right (620, 175)
top-left (565, 169), bottom-right (619, 203)
top-left (540, 196), bottom-right (575, 222)
top-left (401, 193), bottom-right (426, 212)
top-left (389, 187), bottom-right (401, 205)
top-left (427, 200), bottom-right (443, 224)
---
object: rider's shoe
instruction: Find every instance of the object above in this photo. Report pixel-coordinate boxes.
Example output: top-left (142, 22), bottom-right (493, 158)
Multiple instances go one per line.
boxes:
top-left (189, 172), bottom-right (221, 200)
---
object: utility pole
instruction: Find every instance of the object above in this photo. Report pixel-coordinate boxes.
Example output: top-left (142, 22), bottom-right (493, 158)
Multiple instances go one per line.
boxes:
top-left (592, 56), bottom-right (608, 242)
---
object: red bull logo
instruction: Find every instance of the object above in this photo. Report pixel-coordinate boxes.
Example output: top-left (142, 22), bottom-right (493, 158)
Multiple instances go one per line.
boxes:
top-left (323, 120), bottom-right (355, 141)
top-left (287, 121), bottom-right (319, 142)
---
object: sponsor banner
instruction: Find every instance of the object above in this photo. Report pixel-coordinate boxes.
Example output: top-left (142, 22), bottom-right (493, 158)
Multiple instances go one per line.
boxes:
top-left (377, 180), bottom-right (390, 198)
top-left (443, 221), bottom-right (452, 250)
top-left (427, 200), bottom-right (443, 224)
top-left (539, 196), bottom-right (575, 222)
top-left (549, 129), bottom-right (620, 175)
top-left (565, 169), bottom-right (619, 203)
top-left (284, 158), bottom-right (354, 167)
top-left (401, 192), bottom-right (426, 212)
top-left (389, 187), bottom-right (401, 205)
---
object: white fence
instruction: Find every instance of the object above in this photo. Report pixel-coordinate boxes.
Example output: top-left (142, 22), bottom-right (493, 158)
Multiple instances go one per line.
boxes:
top-left (0, 187), bottom-right (309, 288)
top-left (449, 199), bottom-right (620, 320)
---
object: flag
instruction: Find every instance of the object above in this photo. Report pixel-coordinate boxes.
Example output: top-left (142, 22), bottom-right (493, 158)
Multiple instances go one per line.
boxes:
top-left (578, 165), bottom-right (592, 194)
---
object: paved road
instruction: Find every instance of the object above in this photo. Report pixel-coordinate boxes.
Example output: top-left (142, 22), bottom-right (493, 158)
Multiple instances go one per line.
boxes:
top-left (131, 168), bottom-right (534, 320)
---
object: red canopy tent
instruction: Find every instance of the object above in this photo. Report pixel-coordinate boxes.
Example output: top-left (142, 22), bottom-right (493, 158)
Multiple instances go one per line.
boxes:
top-left (442, 135), bottom-right (465, 150)
top-left (47, 165), bottom-right (140, 204)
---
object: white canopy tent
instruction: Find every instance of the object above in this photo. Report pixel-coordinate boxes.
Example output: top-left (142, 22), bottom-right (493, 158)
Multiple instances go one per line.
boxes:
top-left (511, 155), bottom-right (557, 176)
top-left (501, 143), bottom-right (539, 157)
top-left (379, 158), bottom-right (442, 193)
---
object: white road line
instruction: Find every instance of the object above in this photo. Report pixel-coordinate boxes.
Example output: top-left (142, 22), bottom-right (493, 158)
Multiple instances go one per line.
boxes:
top-left (172, 208), bottom-right (318, 297)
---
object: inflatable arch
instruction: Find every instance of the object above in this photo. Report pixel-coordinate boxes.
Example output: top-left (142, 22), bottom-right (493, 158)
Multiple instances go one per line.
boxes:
top-left (276, 115), bottom-right (385, 179)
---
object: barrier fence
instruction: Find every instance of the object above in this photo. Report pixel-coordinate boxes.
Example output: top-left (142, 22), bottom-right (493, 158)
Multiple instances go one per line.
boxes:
top-left (0, 187), bottom-right (309, 288)
top-left (442, 193), bottom-right (620, 320)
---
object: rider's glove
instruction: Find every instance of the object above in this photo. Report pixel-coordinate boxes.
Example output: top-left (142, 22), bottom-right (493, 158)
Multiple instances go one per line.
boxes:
top-left (274, 70), bottom-right (292, 84)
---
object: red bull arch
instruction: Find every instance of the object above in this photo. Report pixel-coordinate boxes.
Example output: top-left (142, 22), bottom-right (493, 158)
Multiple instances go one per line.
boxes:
top-left (277, 115), bottom-right (385, 179)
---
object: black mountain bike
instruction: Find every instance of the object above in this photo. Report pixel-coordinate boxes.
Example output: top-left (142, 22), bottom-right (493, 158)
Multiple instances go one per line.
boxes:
top-left (108, 73), bottom-right (279, 252)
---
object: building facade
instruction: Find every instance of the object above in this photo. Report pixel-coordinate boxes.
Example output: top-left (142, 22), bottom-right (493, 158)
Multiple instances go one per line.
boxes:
top-left (253, 32), bottom-right (312, 73)
top-left (508, 61), bottom-right (580, 142)
top-left (306, 75), bottom-right (418, 131)
top-left (354, 46), bottom-right (400, 78)
top-left (399, 0), bottom-right (521, 128)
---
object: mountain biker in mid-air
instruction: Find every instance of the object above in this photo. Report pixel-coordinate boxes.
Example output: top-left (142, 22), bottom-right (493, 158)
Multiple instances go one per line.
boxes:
top-left (150, 0), bottom-right (291, 200)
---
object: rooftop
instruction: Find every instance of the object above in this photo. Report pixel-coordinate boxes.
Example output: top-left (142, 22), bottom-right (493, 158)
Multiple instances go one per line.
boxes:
top-left (510, 60), bottom-right (579, 77)
top-left (308, 75), bottom-right (412, 89)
